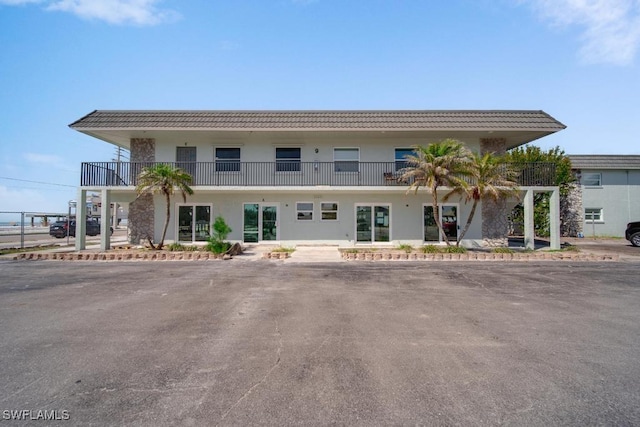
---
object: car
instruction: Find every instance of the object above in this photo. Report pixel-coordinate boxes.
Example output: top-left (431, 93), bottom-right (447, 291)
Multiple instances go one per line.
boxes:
top-left (625, 221), bottom-right (640, 247)
top-left (49, 220), bottom-right (111, 238)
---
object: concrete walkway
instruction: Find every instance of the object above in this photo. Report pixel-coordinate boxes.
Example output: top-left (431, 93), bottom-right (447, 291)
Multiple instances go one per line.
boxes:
top-left (286, 245), bottom-right (344, 263)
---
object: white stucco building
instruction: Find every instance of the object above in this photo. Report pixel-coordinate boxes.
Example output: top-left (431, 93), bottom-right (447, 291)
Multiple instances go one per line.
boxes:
top-left (69, 110), bottom-right (565, 250)
top-left (569, 155), bottom-right (640, 237)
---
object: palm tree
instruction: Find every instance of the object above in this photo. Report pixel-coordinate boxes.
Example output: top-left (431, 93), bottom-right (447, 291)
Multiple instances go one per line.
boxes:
top-left (401, 139), bottom-right (474, 245)
top-left (444, 152), bottom-right (520, 246)
top-left (135, 164), bottom-right (194, 250)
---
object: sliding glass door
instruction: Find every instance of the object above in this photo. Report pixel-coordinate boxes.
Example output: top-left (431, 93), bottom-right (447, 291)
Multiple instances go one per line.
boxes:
top-left (177, 205), bottom-right (211, 242)
top-left (423, 204), bottom-right (458, 242)
top-left (356, 204), bottom-right (390, 243)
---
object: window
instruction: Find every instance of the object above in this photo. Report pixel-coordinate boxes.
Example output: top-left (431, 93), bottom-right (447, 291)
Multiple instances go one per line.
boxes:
top-left (395, 148), bottom-right (413, 171)
top-left (296, 202), bottom-right (314, 221)
top-left (334, 148), bottom-right (359, 172)
top-left (276, 147), bottom-right (301, 172)
top-left (585, 208), bottom-right (603, 222)
top-left (582, 173), bottom-right (602, 186)
top-left (215, 147), bottom-right (240, 172)
top-left (321, 202), bottom-right (338, 221)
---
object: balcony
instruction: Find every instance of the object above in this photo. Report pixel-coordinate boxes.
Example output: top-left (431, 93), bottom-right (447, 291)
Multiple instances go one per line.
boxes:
top-left (80, 162), bottom-right (557, 188)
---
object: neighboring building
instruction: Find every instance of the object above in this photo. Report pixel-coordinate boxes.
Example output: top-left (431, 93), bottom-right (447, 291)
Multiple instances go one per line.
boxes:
top-left (69, 110), bottom-right (565, 250)
top-left (569, 155), bottom-right (640, 237)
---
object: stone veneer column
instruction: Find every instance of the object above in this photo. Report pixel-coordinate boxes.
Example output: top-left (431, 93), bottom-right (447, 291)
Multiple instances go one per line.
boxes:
top-left (560, 182), bottom-right (583, 237)
top-left (128, 138), bottom-right (155, 245)
top-left (480, 138), bottom-right (509, 247)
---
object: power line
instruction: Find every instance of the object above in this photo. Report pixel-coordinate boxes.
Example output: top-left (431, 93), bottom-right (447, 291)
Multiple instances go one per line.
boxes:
top-left (0, 177), bottom-right (76, 188)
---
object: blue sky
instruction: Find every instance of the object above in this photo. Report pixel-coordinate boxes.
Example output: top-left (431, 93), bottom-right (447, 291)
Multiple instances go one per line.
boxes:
top-left (1, 0), bottom-right (639, 216)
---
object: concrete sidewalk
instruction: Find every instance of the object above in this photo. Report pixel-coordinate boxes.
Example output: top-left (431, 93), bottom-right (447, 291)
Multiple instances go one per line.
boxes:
top-left (286, 245), bottom-right (344, 263)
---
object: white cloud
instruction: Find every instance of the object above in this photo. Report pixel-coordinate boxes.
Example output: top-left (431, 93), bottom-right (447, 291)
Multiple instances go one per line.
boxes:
top-left (0, 0), bottom-right (179, 26)
top-left (523, 0), bottom-right (640, 65)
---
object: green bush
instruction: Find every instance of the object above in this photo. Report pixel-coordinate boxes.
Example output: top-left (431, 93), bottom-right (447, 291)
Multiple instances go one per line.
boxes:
top-left (491, 247), bottom-right (515, 254)
top-left (212, 216), bottom-right (232, 242)
top-left (444, 246), bottom-right (467, 253)
top-left (206, 240), bottom-right (231, 254)
top-left (421, 245), bottom-right (439, 253)
top-left (206, 216), bottom-right (233, 254)
top-left (397, 243), bottom-right (413, 253)
top-left (167, 242), bottom-right (186, 251)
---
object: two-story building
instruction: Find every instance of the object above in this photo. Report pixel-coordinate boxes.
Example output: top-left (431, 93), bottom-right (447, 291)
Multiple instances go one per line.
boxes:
top-left (69, 110), bottom-right (565, 251)
top-left (568, 155), bottom-right (640, 237)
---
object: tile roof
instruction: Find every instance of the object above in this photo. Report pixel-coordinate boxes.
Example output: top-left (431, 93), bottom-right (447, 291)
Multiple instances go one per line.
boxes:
top-left (569, 155), bottom-right (640, 170)
top-left (70, 110), bottom-right (566, 131)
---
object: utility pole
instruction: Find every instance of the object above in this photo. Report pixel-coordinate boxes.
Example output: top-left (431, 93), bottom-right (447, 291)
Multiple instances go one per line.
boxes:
top-left (112, 147), bottom-right (129, 229)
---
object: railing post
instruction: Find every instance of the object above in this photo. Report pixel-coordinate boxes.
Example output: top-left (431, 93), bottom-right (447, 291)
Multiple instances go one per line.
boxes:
top-left (20, 211), bottom-right (25, 249)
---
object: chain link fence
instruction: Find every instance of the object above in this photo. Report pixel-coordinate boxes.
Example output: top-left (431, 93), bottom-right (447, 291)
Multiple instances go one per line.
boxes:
top-left (0, 211), bottom-right (67, 249)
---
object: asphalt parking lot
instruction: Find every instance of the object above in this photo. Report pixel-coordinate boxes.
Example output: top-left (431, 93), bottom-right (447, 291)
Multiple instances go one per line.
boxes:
top-left (1, 260), bottom-right (639, 426)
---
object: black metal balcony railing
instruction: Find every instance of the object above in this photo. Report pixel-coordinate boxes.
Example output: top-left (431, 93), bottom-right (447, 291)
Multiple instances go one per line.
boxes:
top-left (80, 162), bottom-right (557, 187)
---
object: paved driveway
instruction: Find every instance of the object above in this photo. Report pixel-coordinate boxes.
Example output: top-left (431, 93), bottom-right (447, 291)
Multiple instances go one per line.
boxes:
top-left (1, 261), bottom-right (639, 425)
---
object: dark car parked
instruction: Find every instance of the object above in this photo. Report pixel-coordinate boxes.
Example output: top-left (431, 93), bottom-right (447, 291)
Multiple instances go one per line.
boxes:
top-left (49, 220), bottom-right (110, 238)
top-left (625, 221), bottom-right (640, 247)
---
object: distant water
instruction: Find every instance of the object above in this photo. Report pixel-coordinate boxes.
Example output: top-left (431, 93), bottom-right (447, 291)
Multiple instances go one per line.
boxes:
top-left (0, 222), bottom-right (49, 228)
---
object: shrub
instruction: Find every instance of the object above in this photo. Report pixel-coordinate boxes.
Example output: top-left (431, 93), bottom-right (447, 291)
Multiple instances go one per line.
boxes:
top-left (421, 245), bottom-right (439, 253)
top-left (206, 216), bottom-right (233, 254)
top-left (491, 247), bottom-right (515, 254)
top-left (444, 246), bottom-right (467, 254)
top-left (167, 242), bottom-right (186, 251)
top-left (397, 243), bottom-right (413, 253)
top-left (206, 240), bottom-right (231, 254)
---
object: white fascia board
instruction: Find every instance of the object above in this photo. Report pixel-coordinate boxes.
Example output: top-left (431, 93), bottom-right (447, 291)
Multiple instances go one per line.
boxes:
top-left (192, 186), bottom-right (411, 193)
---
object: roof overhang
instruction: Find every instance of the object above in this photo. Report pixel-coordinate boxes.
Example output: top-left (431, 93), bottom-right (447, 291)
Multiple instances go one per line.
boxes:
top-left (70, 110), bottom-right (566, 150)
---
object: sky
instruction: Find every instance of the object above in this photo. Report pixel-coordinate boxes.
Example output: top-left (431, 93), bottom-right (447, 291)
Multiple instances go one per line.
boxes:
top-left (1, 0), bottom-right (639, 217)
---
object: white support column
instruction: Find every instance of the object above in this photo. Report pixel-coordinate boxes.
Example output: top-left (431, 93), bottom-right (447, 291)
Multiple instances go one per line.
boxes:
top-left (100, 189), bottom-right (111, 251)
top-left (523, 189), bottom-right (535, 250)
top-left (75, 189), bottom-right (87, 251)
top-left (549, 188), bottom-right (561, 250)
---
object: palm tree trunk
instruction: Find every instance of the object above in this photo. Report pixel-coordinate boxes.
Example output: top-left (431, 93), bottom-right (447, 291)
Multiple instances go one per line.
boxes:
top-left (456, 199), bottom-right (478, 246)
top-left (158, 192), bottom-right (171, 250)
top-left (432, 188), bottom-right (451, 246)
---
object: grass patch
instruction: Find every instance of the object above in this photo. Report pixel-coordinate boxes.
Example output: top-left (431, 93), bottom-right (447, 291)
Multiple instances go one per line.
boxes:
top-left (420, 245), bottom-right (467, 254)
top-left (396, 243), bottom-right (413, 253)
top-left (491, 247), bottom-right (515, 254)
top-left (546, 245), bottom-right (581, 253)
top-left (0, 245), bottom-right (60, 256)
top-left (421, 245), bottom-right (439, 254)
top-left (443, 246), bottom-right (467, 254)
top-left (167, 243), bottom-right (202, 252)
top-left (271, 246), bottom-right (296, 253)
